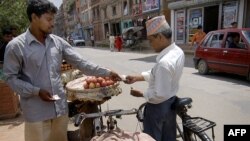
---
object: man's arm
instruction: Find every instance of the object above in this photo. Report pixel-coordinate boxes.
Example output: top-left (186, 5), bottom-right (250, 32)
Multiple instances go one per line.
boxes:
top-left (3, 42), bottom-right (40, 98)
top-left (61, 39), bottom-right (121, 80)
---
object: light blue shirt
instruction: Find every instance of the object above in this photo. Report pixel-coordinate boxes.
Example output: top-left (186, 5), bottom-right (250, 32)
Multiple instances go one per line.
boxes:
top-left (141, 43), bottom-right (185, 104)
top-left (3, 29), bottom-right (110, 122)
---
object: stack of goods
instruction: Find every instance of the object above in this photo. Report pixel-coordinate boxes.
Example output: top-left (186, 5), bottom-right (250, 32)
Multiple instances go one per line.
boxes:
top-left (61, 60), bottom-right (73, 72)
top-left (66, 76), bottom-right (122, 102)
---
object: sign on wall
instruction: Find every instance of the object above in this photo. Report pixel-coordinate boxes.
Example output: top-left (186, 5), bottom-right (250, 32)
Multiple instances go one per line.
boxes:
top-left (142, 0), bottom-right (159, 13)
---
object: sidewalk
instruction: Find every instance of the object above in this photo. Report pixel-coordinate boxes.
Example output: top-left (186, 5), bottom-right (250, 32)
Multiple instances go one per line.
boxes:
top-left (93, 39), bottom-right (195, 55)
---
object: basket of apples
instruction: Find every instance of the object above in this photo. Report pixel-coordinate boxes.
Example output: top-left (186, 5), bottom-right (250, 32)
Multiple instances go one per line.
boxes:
top-left (65, 76), bottom-right (122, 102)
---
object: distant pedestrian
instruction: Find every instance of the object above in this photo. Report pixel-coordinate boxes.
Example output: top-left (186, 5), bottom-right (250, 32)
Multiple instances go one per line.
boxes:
top-left (109, 34), bottom-right (115, 52)
top-left (191, 25), bottom-right (206, 49)
top-left (231, 22), bottom-right (237, 28)
top-left (91, 34), bottom-right (95, 47)
top-left (115, 35), bottom-right (123, 52)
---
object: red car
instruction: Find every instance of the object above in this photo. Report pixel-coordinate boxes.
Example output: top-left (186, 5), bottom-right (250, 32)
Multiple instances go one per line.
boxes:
top-left (193, 28), bottom-right (250, 81)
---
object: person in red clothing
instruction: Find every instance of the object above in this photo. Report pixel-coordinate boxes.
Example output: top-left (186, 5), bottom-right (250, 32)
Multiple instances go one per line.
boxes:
top-left (115, 35), bottom-right (123, 52)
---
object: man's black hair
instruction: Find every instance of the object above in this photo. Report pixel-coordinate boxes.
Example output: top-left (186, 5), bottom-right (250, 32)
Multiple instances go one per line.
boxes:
top-left (197, 25), bottom-right (202, 29)
top-left (27, 0), bottom-right (58, 22)
top-left (2, 28), bottom-right (12, 35)
top-left (231, 22), bottom-right (237, 26)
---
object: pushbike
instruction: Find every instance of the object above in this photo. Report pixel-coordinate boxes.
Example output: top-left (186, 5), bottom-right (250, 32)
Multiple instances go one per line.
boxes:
top-left (74, 97), bottom-right (216, 141)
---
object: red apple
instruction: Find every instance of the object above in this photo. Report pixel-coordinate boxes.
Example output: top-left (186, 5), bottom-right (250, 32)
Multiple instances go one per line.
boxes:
top-left (97, 77), bottom-right (104, 83)
top-left (95, 82), bottom-right (100, 88)
top-left (83, 81), bottom-right (89, 89)
top-left (101, 81), bottom-right (107, 87)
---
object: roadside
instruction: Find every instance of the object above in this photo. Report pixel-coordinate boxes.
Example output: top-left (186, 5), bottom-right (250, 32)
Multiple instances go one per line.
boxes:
top-left (85, 39), bottom-right (195, 55)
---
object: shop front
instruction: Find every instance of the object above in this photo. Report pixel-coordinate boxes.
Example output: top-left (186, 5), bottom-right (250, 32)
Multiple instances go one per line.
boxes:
top-left (169, 0), bottom-right (244, 44)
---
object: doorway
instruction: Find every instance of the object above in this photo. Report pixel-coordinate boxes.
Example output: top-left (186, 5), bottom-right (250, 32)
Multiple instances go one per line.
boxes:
top-left (203, 5), bottom-right (219, 33)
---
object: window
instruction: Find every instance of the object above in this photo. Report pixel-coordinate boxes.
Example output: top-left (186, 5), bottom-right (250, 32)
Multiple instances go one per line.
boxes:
top-left (112, 6), bottom-right (117, 16)
top-left (207, 33), bottom-right (224, 48)
top-left (226, 32), bottom-right (246, 49)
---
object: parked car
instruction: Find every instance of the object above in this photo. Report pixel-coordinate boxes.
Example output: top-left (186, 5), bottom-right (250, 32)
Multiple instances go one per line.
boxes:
top-left (73, 39), bottom-right (85, 46)
top-left (193, 28), bottom-right (250, 80)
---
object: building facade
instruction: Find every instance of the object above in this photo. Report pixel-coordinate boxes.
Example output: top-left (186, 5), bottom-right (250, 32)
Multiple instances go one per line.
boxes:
top-left (168, 0), bottom-right (249, 44)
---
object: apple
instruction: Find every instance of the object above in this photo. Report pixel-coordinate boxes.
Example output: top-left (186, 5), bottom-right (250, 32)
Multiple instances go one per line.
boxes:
top-left (89, 82), bottom-right (95, 89)
top-left (97, 77), bottom-right (104, 83)
top-left (95, 82), bottom-right (101, 88)
top-left (101, 81), bottom-right (107, 87)
top-left (105, 76), bottom-right (110, 80)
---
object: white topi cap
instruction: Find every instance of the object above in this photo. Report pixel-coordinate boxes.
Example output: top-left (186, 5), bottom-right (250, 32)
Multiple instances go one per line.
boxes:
top-left (146, 15), bottom-right (171, 36)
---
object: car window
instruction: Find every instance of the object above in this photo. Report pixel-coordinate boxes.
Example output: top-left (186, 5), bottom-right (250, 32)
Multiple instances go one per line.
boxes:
top-left (226, 32), bottom-right (246, 49)
top-left (206, 33), bottom-right (224, 48)
top-left (242, 31), bottom-right (250, 44)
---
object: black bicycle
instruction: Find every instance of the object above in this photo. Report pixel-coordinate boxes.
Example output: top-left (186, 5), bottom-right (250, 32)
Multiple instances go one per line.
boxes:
top-left (74, 97), bottom-right (216, 141)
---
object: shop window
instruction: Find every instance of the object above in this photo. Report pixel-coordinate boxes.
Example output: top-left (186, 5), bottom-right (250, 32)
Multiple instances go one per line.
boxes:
top-left (222, 1), bottom-right (238, 28)
top-left (112, 6), bottom-right (117, 16)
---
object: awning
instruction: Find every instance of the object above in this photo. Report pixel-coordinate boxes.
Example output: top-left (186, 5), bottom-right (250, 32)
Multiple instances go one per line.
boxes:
top-left (168, 0), bottom-right (223, 10)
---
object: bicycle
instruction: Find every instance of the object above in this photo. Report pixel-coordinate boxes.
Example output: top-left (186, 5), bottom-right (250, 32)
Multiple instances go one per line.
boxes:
top-left (74, 97), bottom-right (216, 141)
top-left (137, 97), bottom-right (216, 141)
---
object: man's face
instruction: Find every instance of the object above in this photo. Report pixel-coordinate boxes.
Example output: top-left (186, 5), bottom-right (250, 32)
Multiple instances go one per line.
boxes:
top-left (33, 12), bottom-right (55, 34)
top-left (3, 34), bottom-right (13, 42)
top-left (147, 34), bottom-right (162, 52)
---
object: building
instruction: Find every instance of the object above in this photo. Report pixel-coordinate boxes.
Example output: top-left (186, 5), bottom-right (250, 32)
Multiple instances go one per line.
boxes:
top-left (168, 0), bottom-right (249, 44)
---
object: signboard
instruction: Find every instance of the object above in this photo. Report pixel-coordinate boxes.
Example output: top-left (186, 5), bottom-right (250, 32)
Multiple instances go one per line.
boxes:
top-left (175, 10), bottom-right (185, 41)
top-left (222, 1), bottom-right (238, 28)
top-left (142, 0), bottom-right (159, 13)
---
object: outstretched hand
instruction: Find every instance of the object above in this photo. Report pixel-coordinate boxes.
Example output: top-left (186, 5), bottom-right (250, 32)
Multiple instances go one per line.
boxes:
top-left (109, 70), bottom-right (122, 81)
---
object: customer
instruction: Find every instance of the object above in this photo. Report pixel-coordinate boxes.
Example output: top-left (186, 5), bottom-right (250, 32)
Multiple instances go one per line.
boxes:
top-left (124, 15), bottom-right (185, 141)
top-left (3, 1), bottom-right (121, 141)
top-left (231, 22), bottom-right (238, 28)
top-left (91, 34), bottom-right (95, 47)
top-left (109, 33), bottom-right (115, 52)
top-left (191, 25), bottom-right (206, 49)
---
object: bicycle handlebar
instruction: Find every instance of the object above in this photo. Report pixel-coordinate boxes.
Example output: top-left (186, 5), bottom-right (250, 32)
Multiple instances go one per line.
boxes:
top-left (74, 108), bottom-right (138, 127)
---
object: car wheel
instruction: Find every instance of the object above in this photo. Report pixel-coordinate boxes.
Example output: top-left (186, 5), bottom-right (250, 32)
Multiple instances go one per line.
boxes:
top-left (247, 72), bottom-right (250, 82)
top-left (198, 59), bottom-right (208, 75)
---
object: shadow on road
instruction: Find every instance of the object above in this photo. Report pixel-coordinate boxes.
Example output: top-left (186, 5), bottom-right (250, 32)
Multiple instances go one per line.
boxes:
top-left (129, 55), bottom-right (157, 63)
top-left (192, 72), bottom-right (250, 86)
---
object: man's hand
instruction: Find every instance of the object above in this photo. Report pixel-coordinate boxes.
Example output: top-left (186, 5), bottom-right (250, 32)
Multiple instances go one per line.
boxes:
top-left (124, 75), bottom-right (144, 84)
top-left (109, 70), bottom-right (122, 81)
top-left (130, 89), bottom-right (143, 97)
top-left (38, 89), bottom-right (55, 102)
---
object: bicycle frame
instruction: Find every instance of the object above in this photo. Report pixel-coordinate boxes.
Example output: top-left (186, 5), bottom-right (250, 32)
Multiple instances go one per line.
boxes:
top-left (74, 109), bottom-right (138, 136)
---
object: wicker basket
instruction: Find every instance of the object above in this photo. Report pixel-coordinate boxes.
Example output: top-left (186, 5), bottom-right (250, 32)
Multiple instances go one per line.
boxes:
top-left (65, 76), bottom-right (122, 102)
top-left (0, 82), bottom-right (19, 119)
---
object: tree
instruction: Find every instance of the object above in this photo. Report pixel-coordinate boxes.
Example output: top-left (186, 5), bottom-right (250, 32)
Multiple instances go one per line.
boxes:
top-left (0, 0), bottom-right (28, 37)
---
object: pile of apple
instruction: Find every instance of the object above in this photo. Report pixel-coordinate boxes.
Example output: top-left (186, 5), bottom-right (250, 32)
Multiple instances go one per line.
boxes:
top-left (83, 76), bottom-right (116, 89)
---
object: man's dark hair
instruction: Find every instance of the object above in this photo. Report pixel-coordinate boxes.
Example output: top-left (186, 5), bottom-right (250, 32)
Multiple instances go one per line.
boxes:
top-left (231, 22), bottom-right (237, 26)
top-left (2, 28), bottom-right (12, 36)
top-left (152, 28), bottom-right (172, 39)
top-left (197, 25), bottom-right (202, 29)
top-left (27, 0), bottom-right (58, 22)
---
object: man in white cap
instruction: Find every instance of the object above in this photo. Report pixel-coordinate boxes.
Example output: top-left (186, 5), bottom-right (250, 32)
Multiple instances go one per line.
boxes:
top-left (125, 15), bottom-right (185, 141)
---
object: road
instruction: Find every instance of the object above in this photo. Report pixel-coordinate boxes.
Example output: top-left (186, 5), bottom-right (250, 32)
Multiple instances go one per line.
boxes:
top-left (1, 46), bottom-right (249, 141)
top-left (73, 47), bottom-right (250, 141)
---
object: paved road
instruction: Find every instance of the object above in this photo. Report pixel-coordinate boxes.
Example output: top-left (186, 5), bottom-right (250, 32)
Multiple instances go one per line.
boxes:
top-left (1, 46), bottom-right (249, 141)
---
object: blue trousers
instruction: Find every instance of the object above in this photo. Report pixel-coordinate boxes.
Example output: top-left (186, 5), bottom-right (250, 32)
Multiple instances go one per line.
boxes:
top-left (143, 96), bottom-right (176, 141)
